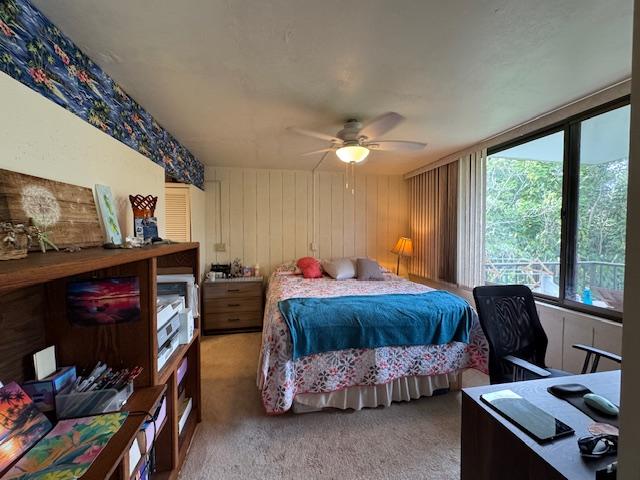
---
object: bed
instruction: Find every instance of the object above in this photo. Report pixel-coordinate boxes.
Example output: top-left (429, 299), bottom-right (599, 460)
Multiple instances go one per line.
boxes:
top-left (257, 267), bottom-right (489, 414)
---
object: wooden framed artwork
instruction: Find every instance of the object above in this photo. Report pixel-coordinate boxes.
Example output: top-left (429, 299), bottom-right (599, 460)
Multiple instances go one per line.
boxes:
top-left (0, 169), bottom-right (103, 249)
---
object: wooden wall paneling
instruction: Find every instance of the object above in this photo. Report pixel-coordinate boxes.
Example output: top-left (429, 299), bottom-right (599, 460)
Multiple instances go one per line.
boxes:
top-left (312, 172), bottom-right (320, 258)
top-left (307, 172), bottom-right (314, 259)
top-left (44, 259), bottom-right (153, 387)
top-left (204, 181), bottom-right (217, 267)
top-left (366, 176), bottom-right (378, 261)
top-left (269, 171), bottom-right (283, 268)
top-left (376, 176), bottom-right (390, 269)
top-left (0, 286), bottom-right (46, 383)
top-left (228, 169), bottom-right (244, 262)
top-left (318, 172), bottom-right (332, 260)
top-left (354, 174), bottom-right (367, 257)
top-left (282, 171), bottom-right (296, 263)
top-left (331, 173), bottom-right (344, 259)
top-left (205, 167), bottom-right (406, 274)
top-left (214, 168), bottom-right (231, 265)
top-left (343, 173), bottom-right (355, 258)
top-left (242, 169), bottom-right (257, 268)
top-left (256, 170), bottom-right (271, 275)
top-left (294, 171), bottom-right (309, 259)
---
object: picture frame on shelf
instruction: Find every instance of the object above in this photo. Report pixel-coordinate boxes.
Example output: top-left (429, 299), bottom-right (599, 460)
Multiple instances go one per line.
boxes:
top-left (95, 184), bottom-right (122, 245)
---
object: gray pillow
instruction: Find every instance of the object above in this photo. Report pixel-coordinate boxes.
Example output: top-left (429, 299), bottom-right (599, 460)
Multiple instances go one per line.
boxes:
top-left (321, 258), bottom-right (356, 280)
top-left (356, 258), bottom-right (384, 281)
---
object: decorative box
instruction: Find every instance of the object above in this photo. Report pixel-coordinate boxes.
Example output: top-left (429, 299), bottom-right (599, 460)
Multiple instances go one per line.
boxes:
top-left (22, 366), bottom-right (77, 412)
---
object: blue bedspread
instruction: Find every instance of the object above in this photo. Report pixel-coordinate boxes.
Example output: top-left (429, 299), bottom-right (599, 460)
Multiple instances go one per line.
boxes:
top-left (278, 291), bottom-right (473, 360)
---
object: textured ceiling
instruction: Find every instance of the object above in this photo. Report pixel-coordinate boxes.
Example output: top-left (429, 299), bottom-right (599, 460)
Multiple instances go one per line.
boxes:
top-left (32, 0), bottom-right (632, 174)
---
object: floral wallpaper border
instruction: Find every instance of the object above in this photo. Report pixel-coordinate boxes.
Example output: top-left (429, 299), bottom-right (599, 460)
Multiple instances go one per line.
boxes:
top-left (0, 0), bottom-right (204, 189)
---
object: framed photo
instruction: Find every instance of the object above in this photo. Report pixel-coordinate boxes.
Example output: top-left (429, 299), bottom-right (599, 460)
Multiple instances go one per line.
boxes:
top-left (66, 277), bottom-right (141, 326)
top-left (95, 184), bottom-right (122, 245)
top-left (133, 216), bottom-right (158, 240)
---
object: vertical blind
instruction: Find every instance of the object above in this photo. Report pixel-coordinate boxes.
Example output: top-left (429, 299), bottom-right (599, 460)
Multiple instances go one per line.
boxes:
top-left (456, 149), bottom-right (486, 288)
top-left (409, 162), bottom-right (458, 283)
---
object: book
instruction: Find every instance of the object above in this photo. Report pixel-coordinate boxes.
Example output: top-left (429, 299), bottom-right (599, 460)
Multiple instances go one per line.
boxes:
top-left (0, 383), bottom-right (52, 476)
top-left (3, 412), bottom-right (128, 479)
top-left (177, 397), bottom-right (193, 436)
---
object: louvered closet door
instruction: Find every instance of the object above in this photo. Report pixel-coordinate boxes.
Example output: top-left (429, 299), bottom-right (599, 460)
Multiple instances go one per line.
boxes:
top-left (165, 185), bottom-right (191, 242)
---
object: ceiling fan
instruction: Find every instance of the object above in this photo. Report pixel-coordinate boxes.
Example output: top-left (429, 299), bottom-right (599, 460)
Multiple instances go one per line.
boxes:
top-left (288, 112), bottom-right (428, 167)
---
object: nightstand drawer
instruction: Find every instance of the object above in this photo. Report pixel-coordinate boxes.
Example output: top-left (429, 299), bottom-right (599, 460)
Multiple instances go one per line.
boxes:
top-left (204, 282), bottom-right (262, 299)
top-left (205, 296), bottom-right (262, 313)
top-left (205, 311), bottom-right (262, 330)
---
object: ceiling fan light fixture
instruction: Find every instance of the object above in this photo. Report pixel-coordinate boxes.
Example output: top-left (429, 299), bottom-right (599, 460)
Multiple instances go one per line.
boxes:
top-left (336, 145), bottom-right (370, 164)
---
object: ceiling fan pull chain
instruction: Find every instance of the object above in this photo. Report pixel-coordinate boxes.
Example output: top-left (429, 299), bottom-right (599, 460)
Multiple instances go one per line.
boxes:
top-left (351, 162), bottom-right (355, 196)
top-left (345, 162), bottom-right (349, 190)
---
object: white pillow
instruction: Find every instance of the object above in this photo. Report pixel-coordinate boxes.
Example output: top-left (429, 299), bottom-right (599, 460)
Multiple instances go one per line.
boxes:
top-left (321, 258), bottom-right (356, 280)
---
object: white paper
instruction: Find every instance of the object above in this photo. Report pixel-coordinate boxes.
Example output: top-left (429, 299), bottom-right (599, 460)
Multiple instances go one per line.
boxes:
top-left (34, 345), bottom-right (56, 380)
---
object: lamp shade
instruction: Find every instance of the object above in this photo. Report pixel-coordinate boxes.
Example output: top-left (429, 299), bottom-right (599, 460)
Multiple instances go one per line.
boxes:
top-left (336, 145), bottom-right (370, 163)
top-left (391, 237), bottom-right (413, 257)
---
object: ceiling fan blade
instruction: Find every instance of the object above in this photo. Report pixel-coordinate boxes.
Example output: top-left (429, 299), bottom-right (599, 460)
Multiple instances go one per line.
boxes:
top-left (301, 148), bottom-right (334, 156)
top-left (288, 127), bottom-right (342, 144)
top-left (367, 140), bottom-right (427, 152)
top-left (359, 112), bottom-right (405, 139)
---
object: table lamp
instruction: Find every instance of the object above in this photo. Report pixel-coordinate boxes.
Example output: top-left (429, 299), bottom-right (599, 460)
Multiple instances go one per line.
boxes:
top-left (391, 236), bottom-right (413, 275)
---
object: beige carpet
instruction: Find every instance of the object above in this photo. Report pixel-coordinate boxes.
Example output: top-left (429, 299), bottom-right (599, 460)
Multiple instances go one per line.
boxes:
top-left (179, 333), bottom-right (488, 480)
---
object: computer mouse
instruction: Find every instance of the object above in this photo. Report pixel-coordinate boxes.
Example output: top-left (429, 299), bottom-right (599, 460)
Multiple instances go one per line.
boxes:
top-left (583, 393), bottom-right (619, 417)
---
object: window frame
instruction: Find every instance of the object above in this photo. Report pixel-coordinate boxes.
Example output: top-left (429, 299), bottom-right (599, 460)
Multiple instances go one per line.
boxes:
top-left (486, 95), bottom-right (630, 322)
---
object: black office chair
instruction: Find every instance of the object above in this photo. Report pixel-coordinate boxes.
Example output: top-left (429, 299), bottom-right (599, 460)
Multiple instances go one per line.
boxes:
top-left (473, 285), bottom-right (622, 384)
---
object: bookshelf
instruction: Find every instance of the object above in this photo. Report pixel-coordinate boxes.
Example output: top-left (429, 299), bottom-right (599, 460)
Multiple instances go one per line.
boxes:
top-left (0, 242), bottom-right (202, 480)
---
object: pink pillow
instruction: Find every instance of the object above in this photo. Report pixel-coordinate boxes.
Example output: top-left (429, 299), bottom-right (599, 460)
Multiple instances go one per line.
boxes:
top-left (296, 257), bottom-right (322, 279)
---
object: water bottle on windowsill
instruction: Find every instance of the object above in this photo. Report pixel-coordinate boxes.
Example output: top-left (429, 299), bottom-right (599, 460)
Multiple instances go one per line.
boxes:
top-left (583, 286), bottom-right (593, 305)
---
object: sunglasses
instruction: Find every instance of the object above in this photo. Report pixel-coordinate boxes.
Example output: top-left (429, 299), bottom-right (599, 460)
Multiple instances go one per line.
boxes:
top-left (578, 434), bottom-right (618, 458)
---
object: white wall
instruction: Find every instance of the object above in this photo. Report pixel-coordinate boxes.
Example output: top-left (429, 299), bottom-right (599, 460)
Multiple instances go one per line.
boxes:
top-left (204, 167), bottom-right (410, 277)
top-left (0, 72), bottom-right (166, 238)
top-left (619, 2), bottom-right (640, 477)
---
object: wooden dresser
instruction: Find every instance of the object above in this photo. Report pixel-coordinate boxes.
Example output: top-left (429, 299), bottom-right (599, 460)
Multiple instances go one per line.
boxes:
top-left (203, 277), bottom-right (264, 333)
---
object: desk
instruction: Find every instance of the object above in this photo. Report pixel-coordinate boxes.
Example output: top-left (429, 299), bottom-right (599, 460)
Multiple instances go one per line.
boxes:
top-left (461, 370), bottom-right (619, 480)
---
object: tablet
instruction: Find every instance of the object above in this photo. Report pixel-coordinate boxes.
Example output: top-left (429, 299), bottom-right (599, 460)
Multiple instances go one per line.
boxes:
top-left (481, 389), bottom-right (575, 443)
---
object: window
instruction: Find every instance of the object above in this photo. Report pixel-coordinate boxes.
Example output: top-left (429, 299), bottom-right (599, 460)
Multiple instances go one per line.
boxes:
top-left (486, 131), bottom-right (564, 295)
top-left (485, 99), bottom-right (629, 319)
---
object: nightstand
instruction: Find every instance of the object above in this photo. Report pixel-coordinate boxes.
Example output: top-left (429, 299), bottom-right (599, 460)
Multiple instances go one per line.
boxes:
top-left (202, 277), bottom-right (264, 334)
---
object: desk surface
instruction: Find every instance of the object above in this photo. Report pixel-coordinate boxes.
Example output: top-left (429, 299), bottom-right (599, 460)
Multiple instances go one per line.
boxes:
top-left (462, 370), bottom-right (620, 479)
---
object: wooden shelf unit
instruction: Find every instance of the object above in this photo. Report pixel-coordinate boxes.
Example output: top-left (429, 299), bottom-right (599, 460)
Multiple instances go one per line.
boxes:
top-left (0, 243), bottom-right (202, 480)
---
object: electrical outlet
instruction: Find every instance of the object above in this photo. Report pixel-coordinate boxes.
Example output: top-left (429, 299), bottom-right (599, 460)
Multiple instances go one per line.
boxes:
top-left (309, 242), bottom-right (317, 252)
top-left (214, 243), bottom-right (226, 252)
